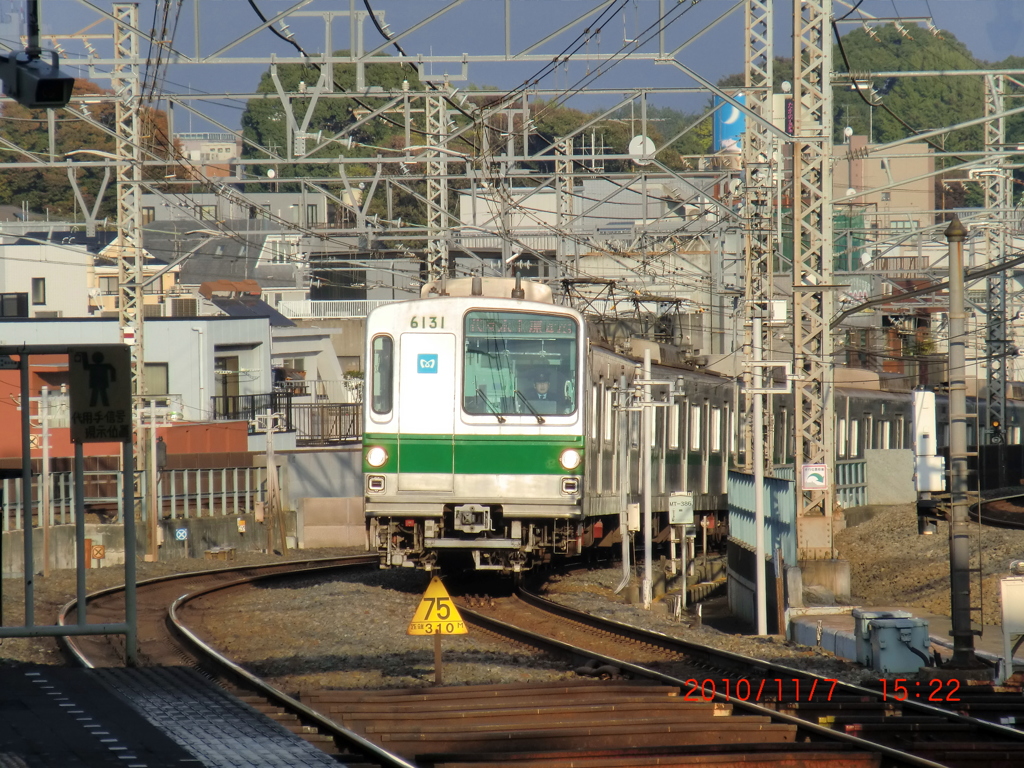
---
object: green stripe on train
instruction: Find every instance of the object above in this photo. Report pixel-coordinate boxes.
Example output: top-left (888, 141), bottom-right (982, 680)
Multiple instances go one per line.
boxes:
top-left (363, 433), bottom-right (584, 475)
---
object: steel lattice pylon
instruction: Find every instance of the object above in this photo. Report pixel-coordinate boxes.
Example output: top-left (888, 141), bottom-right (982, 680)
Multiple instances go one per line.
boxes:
top-left (743, 0), bottom-right (775, 471)
top-left (425, 91), bottom-right (449, 281)
top-left (792, 0), bottom-right (836, 557)
top-left (112, 3), bottom-right (142, 400)
top-left (984, 74), bottom-right (1009, 444)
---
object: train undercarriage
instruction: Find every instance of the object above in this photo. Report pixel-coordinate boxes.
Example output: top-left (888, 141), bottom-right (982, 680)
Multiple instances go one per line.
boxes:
top-left (369, 507), bottom-right (585, 573)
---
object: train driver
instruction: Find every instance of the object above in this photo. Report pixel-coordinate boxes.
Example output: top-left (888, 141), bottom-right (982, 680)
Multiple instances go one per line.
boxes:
top-left (529, 369), bottom-right (564, 414)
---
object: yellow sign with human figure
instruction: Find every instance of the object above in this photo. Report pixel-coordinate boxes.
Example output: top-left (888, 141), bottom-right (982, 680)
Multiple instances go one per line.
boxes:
top-left (407, 576), bottom-right (467, 635)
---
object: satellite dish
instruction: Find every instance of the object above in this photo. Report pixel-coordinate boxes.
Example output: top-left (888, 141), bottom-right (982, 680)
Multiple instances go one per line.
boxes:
top-left (267, 169), bottom-right (277, 179)
top-left (628, 135), bottom-right (655, 166)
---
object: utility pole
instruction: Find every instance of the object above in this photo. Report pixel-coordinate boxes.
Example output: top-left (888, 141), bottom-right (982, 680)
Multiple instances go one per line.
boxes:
top-left (40, 386), bottom-right (50, 578)
top-left (254, 410), bottom-right (287, 555)
top-left (944, 216), bottom-right (979, 669)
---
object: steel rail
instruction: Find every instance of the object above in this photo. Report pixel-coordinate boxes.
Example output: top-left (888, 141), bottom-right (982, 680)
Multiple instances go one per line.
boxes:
top-left (519, 584), bottom-right (1024, 732)
top-left (972, 494), bottom-right (1024, 530)
top-left (502, 586), bottom-right (1024, 758)
top-left (59, 555), bottom-right (413, 768)
top-left (459, 603), bottom-right (946, 768)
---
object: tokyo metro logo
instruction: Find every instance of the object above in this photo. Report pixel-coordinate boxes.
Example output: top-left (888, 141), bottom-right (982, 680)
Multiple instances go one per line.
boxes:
top-left (417, 354), bottom-right (438, 373)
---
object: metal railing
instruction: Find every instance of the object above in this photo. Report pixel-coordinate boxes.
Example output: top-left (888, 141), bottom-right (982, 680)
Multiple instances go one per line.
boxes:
top-left (773, 459), bottom-right (868, 509)
top-left (211, 392), bottom-right (293, 433)
top-left (275, 379), bottom-right (362, 404)
top-left (277, 299), bottom-right (393, 319)
top-left (293, 403), bottom-right (362, 446)
top-left (1, 466), bottom-right (272, 533)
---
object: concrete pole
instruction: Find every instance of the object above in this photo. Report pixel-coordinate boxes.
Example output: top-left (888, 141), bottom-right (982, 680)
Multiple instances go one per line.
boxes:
top-left (20, 354), bottom-right (34, 625)
top-left (752, 317), bottom-right (768, 635)
top-left (147, 399), bottom-right (158, 561)
top-left (944, 216), bottom-right (978, 668)
top-left (642, 350), bottom-right (653, 610)
top-left (616, 375), bottom-right (631, 593)
top-left (41, 386), bottom-right (50, 578)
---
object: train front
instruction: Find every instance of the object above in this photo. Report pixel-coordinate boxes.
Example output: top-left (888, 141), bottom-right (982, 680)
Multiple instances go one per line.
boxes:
top-left (364, 292), bottom-right (585, 574)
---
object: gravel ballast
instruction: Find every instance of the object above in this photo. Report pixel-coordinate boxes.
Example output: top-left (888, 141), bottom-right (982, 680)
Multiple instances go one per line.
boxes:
top-left (5, 503), bottom-right (1024, 690)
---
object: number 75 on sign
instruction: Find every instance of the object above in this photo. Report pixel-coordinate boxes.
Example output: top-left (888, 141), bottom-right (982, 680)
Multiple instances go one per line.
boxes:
top-left (407, 577), bottom-right (467, 636)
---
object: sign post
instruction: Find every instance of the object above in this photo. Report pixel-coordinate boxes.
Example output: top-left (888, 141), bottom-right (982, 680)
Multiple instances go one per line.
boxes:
top-left (68, 345), bottom-right (137, 665)
top-left (407, 576), bottom-right (467, 685)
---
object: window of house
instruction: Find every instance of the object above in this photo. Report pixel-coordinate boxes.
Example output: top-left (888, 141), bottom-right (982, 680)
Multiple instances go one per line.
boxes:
top-left (31, 278), bottom-right (45, 305)
top-left (199, 205), bottom-right (216, 220)
top-left (100, 276), bottom-right (118, 294)
top-left (306, 204), bottom-right (318, 227)
top-left (141, 207), bottom-right (155, 225)
top-left (881, 191), bottom-right (891, 202)
top-left (0, 293), bottom-right (28, 317)
top-left (143, 363), bottom-right (169, 396)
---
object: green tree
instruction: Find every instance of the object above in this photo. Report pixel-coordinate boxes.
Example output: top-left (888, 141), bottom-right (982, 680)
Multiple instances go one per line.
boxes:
top-left (0, 79), bottom-right (172, 218)
top-left (239, 52), bottom-right (426, 190)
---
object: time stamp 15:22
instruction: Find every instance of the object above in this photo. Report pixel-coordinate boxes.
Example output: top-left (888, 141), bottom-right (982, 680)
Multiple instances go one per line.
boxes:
top-left (679, 678), bottom-right (960, 703)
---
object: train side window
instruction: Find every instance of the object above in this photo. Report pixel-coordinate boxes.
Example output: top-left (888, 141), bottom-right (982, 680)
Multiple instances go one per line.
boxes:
top-left (604, 388), bottom-right (614, 443)
top-left (590, 383), bottom-right (599, 440)
top-left (689, 405), bottom-right (701, 451)
top-left (710, 407), bottom-right (722, 452)
top-left (668, 402), bottom-right (680, 450)
top-left (371, 335), bottom-right (394, 414)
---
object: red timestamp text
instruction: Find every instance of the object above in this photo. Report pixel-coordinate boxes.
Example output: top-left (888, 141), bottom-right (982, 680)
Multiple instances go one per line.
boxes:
top-left (681, 678), bottom-right (839, 703)
top-left (879, 678), bottom-right (961, 702)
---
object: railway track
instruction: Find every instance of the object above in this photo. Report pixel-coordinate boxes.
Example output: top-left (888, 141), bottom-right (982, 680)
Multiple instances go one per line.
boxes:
top-left (975, 494), bottom-right (1024, 529)
top-left (59, 559), bottom-right (1024, 767)
top-left (440, 585), bottom-right (1024, 768)
top-left (59, 555), bottom-right (414, 768)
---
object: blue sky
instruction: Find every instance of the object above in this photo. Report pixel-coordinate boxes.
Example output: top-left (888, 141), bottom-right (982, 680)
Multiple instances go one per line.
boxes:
top-left (11, 1), bottom-right (1024, 131)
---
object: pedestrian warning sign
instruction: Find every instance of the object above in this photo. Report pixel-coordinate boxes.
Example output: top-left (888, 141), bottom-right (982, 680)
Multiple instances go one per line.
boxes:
top-left (407, 576), bottom-right (467, 636)
top-left (68, 346), bottom-right (132, 443)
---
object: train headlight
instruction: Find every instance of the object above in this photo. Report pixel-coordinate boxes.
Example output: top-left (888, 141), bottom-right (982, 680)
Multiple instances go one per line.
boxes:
top-left (366, 446), bottom-right (389, 468)
top-left (559, 448), bottom-right (582, 470)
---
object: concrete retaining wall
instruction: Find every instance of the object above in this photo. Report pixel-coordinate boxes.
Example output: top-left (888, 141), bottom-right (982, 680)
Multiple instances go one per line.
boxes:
top-left (297, 497), bottom-right (365, 549)
top-left (864, 449), bottom-right (915, 505)
top-left (278, 447), bottom-right (363, 505)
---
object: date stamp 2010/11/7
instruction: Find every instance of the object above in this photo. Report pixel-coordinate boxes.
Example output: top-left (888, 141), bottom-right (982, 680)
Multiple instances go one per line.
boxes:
top-left (680, 677), bottom-right (962, 703)
top-left (681, 678), bottom-right (839, 703)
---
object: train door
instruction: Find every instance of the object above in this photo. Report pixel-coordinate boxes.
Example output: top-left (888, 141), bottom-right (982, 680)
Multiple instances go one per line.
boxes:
top-left (397, 332), bottom-right (456, 492)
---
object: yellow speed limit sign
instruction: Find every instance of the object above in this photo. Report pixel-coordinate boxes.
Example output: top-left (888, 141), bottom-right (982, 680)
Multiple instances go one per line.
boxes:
top-left (407, 576), bottom-right (467, 636)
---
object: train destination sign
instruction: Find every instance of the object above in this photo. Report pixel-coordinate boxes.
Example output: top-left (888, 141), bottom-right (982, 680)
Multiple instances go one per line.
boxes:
top-left (466, 311), bottom-right (576, 338)
top-left (407, 576), bottom-right (467, 636)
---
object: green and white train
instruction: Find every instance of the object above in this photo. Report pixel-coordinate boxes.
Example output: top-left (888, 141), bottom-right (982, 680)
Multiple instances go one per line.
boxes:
top-left (363, 276), bottom-right (733, 574)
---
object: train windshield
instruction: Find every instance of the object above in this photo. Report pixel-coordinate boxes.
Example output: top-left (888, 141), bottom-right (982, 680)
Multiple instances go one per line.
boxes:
top-left (463, 310), bottom-right (578, 417)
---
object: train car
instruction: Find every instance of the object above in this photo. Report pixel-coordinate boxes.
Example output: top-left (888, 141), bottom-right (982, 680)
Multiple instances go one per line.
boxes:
top-left (364, 275), bottom-right (1024, 575)
top-left (363, 275), bottom-right (732, 574)
top-left (364, 276), bottom-right (589, 573)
